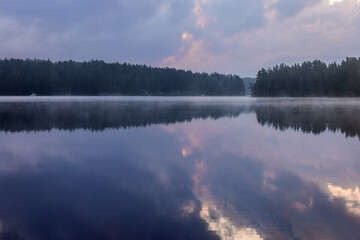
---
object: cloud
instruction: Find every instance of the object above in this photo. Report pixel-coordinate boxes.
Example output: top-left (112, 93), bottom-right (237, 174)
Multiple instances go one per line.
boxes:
top-left (182, 32), bottom-right (194, 41)
top-left (0, 0), bottom-right (196, 63)
top-left (163, 0), bottom-right (360, 75)
top-left (193, 0), bottom-right (207, 28)
top-left (200, 0), bottom-right (266, 35)
top-left (0, 15), bottom-right (49, 58)
top-left (0, 0), bottom-right (360, 76)
top-left (269, 0), bottom-right (322, 19)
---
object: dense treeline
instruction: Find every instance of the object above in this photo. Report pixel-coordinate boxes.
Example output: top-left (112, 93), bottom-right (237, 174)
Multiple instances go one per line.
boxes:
top-left (251, 57), bottom-right (360, 97)
top-left (0, 59), bottom-right (245, 96)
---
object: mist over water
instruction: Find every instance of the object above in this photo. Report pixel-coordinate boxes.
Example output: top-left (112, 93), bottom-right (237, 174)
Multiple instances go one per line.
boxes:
top-left (0, 97), bottom-right (360, 240)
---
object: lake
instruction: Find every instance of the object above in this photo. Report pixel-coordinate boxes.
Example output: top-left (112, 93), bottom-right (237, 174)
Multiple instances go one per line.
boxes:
top-left (0, 96), bottom-right (360, 240)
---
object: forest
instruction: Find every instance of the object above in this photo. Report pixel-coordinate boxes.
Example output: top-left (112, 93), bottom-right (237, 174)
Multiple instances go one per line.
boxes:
top-left (251, 57), bottom-right (360, 97)
top-left (0, 59), bottom-right (245, 96)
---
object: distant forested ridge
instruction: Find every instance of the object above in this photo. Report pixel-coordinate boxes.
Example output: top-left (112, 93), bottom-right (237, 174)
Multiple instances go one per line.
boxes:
top-left (242, 77), bottom-right (256, 95)
top-left (0, 59), bottom-right (245, 96)
top-left (251, 57), bottom-right (360, 97)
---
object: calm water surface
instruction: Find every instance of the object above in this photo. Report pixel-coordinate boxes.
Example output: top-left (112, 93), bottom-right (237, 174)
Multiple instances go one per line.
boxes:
top-left (0, 97), bottom-right (360, 240)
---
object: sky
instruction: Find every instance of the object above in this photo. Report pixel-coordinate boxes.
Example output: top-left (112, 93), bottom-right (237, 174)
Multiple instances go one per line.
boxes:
top-left (0, 0), bottom-right (360, 76)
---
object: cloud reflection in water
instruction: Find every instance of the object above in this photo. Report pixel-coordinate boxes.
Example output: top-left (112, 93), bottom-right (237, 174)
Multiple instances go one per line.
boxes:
top-left (0, 98), bottom-right (360, 239)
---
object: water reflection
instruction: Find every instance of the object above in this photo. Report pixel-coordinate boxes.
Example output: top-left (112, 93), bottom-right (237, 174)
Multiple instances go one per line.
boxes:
top-left (0, 97), bottom-right (250, 132)
top-left (0, 131), bottom-right (219, 240)
top-left (254, 99), bottom-right (360, 139)
top-left (0, 97), bottom-right (360, 239)
top-left (199, 203), bottom-right (262, 240)
top-left (1, 97), bottom-right (360, 140)
top-left (192, 153), bottom-right (360, 239)
top-left (328, 184), bottom-right (360, 216)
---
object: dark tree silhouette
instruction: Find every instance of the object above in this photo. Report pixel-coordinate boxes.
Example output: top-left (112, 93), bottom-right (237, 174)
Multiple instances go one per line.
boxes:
top-left (0, 59), bottom-right (245, 96)
top-left (251, 57), bottom-right (360, 97)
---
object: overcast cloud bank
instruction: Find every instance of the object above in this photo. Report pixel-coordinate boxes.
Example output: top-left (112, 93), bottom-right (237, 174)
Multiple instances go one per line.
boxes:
top-left (0, 0), bottom-right (359, 76)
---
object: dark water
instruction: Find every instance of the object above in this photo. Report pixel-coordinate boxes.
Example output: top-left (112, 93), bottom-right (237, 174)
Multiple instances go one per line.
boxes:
top-left (0, 97), bottom-right (360, 240)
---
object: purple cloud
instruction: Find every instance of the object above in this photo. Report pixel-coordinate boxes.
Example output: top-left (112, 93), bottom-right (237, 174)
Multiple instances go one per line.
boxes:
top-left (0, 0), bottom-right (359, 76)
